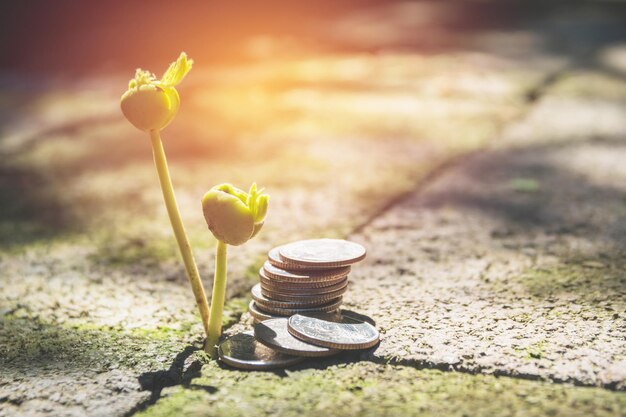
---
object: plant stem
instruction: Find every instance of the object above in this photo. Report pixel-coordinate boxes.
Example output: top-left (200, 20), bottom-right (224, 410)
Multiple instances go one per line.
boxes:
top-left (206, 239), bottom-right (228, 356)
top-left (149, 129), bottom-right (210, 337)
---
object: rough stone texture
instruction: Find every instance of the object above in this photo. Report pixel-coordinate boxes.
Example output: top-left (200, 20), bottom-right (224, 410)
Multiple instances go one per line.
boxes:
top-left (0, 12), bottom-right (566, 417)
top-left (348, 67), bottom-right (626, 388)
top-left (136, 361), bottom-right (626, 417)
top-left (1, 1), bottom-right (626, 416)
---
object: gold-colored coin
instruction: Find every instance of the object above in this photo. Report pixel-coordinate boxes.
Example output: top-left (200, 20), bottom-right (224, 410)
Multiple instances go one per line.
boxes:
top-left (248, 300), bottom-right (283, 321)
top-left (254, 297), bottom-right (343, 316)
top-left (263, 261), bottom-right (350, 283)
top-left (260, 268), bottom-right (348, 289)
top-left (279, 239), bottom-right (366, 268)
top-left (268, 246), bottom-right (322, 270)
top-left (252, 284), bottom-right (336, 309)
top-left (261, 284), bottom-right (348, 303)
top-left (260, 277), bottom-right (348, 295)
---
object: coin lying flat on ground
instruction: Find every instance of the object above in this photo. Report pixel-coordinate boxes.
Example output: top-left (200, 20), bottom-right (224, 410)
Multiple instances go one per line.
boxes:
top-left (255, 297), bottom-right (343, 316)
top-left (262, 262), bottom-right (350, 283)
top-left (261, 284), bottom-right (348, 303)
top-left (218, 331), bottom-right (305, 370)
top-left (279, 239), bottom-right (366, 268)
top-left (254, 318), bottom-right (341, 357)
top-left (288, 312), bottom-right (379, 350)
top-left (252, 284), bottom-right (338, 309)
top-left (339, 309), bottom-right (376, 326)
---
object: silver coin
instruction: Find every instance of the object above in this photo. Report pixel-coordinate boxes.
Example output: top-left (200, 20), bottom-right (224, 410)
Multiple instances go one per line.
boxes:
top-left (339, 309), bottom-right (377, 326)
top-left (254, 298), bottom-right (343, 316)
top-left (262, 262), bottom-right (350, 283)
top-left (279, 239), bottom-right (366, 268)
top-left (260, 268), bottom-right (348, 289)
top-left (254, 318), bottom-right (341, 357)
top-left (260, 277), bottom-right (348, 295)
top-left (261, 284), bottom-right (348, 303)
top-left (248, 300), bottom-right (283, 321)
top-left (251, 284), bottom-right (337, 309)
top-left (288, 313), bottom-right (379, 350)
top-left (218, 331), bottom-right (305, 370)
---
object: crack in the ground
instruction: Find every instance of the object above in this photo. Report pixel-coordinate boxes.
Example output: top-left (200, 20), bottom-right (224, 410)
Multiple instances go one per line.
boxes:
top-left (0, 397), bottom-right (24, 406)
top-left (126, 305), bottom-right (247, 416)
top-left (124, 64), bottom-right (583, 416)
top-left (379, 356), bottom-right (626, 392)
top-left (350, 150), bottom-right (483, 237)
top-left (349, 66), bottom-right (570, 238)
top-left (124, 345), bottom-right (206, 417)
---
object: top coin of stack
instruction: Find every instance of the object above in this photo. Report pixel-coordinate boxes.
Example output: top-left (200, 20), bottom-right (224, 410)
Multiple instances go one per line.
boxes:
top-left (248, 239), bottom-right (366, 322)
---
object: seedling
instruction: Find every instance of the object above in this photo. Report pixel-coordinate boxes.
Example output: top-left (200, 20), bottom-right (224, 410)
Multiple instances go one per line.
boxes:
top-left (120, 53), bottom-right (211, 340)
top-left (202, 183), bottom-right (269, 356)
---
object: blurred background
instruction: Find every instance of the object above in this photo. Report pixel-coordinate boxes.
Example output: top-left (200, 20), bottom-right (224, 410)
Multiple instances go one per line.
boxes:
top-left (0, 0), bottom-right (625, 336)
top-left (0, 0), bottom-right (571, 75)
top-left (1, 2), bottom-right (626, 415)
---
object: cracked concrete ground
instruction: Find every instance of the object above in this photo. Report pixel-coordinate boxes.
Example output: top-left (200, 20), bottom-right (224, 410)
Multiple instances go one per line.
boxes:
top-left (348, 67), bottom-right (626, 389)
top-left (1, 2), bottom-right (626, 417)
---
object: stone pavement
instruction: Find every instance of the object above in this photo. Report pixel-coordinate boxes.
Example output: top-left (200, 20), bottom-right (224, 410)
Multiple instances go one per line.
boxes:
top-left (349, 66), bottom-right (626, 388)
top-left (1, 2), bottom-right (626, 417)
top-left (140, 40), bottom-right (626, 417)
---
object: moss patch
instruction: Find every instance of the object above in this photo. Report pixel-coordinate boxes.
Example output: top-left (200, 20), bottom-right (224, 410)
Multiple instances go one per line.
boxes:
top-left (90, 235), bottom-right (179, 269)
top-left (0, 314), bottom-right (195, 373)
top-left (137, 361), bottom-right (626, 417)
top-left (515, 261), bottom-right (626, 304)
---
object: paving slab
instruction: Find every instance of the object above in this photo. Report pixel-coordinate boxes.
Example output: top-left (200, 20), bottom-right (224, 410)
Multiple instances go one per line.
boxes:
top-left (136, 361), bottom-right (626, 417)
top-left (0, 17), bottom-right (568, 417)
top-left (346, 66), bottom-right (626, 389)
top-left (2, 2), bottom-right (626, 416)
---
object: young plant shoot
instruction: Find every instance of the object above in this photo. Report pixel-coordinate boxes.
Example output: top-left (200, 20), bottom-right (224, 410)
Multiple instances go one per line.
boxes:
top-left (202, 183), bottom-right (269, 356)
top-left (120, 53), bottom-right (211, 340)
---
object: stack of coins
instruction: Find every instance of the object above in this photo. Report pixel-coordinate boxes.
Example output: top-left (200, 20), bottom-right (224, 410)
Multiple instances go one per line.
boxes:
top-left (219, 311), bottom-right (380, 370)
top-left (218, 239), bottom-right (380, 371)
top-left (248, 239), bottom-right (366, 322)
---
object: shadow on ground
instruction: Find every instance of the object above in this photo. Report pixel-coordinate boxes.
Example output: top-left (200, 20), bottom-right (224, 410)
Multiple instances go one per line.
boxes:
top-left (0, 164), bottom-right (75, 248)
top-left (424, 136), bottom-right (626, 257)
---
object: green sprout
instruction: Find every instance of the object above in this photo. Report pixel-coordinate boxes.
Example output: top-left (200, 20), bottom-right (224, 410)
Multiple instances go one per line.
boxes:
top-left (120, 53), bottom-right (211, 340)
top-left (202, 183), bottom-right (269, 356)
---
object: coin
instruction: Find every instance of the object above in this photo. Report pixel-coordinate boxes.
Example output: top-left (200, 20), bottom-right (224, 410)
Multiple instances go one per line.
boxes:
top-left (248, 300), bottom-right (283, 322)
top-left (279, 239), bottom-right (366, 268)
top-left (261, 285), bottom-right (347, 303)
top-left (254, 297), bottom-right (343, 316)
top-left (254, 318), bottom-right (341, 357)
top-left (267, 246), bottom-right (314, 270)
top-left (252, 284), bottom-right (338, 309)
top-left (288, 313), bottom-right (379, 350)
top-left (260, 268), bottom-right (347, 289)
top-left (218, 331), bottom-right (305, 370)
top-left (260, 277), bottom-right (348, 296)
top-left (339, 309), bottom-right (377, 326)
top-left (263, 262), bottom-right (350, 283)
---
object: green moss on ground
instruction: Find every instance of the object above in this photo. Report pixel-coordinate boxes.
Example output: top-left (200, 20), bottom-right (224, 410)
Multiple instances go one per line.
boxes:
top-left (516, 261), bottom-right (626, 304)
top-left (90, 235), bottom-right (179, 268)
top-left (513, 339), bottom-right (548, 361)
top-left (137, 361), bottom-right (626, 417)
top-left (551, 71), bottom-right (626, 101)
top-left (0, 314), bottom-right (196, 372)
top-left (221, 296), bottom-right (251, 329)
top-left (0, 293), bottom-right (251, 371)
